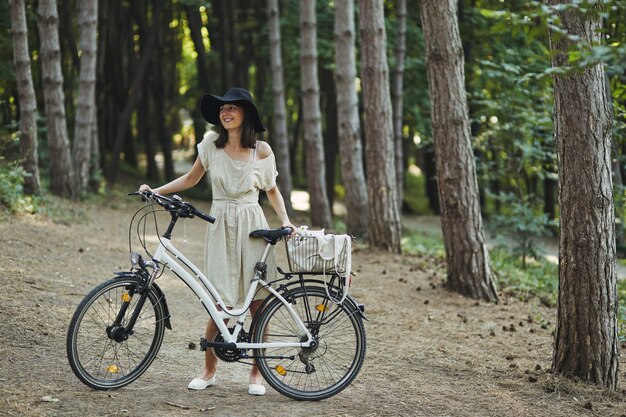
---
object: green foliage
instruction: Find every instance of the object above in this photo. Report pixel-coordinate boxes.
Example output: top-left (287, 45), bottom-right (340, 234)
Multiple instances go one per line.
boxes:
top-left (489, 246), bottom-right (558, 306)
top-left (0, 161), bottom-right (37, 214)
top-left (461, 1), bottom-right (556, 221)
top-left (403, 168), bottom-right (432, 215)
top-left (489, 193), bottom-right (552, 268)
top-left (401, 230), bottom-right (445, 259)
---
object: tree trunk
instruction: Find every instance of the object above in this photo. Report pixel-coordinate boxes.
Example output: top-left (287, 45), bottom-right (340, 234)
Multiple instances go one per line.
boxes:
top-left (334, 0), bottom-right (368, 238)
top-left (37, 0), bottom-right (76, 198)
top-left (228, 0), bottom-right (244, 87)
top-left (299, 0), bottom-right (332, 227)
top-left (322, 68), bottom-right (338, 211)
top-left (358, 0), bottom-right (401, 252)
top-left (267, 0), bottom-right (293, 214)
top-left (214, 0), bottom-right (229, 91)
top-left (153, 8), bottom-right (174, 182)
top-left (392, 0), bottom-right (407, 210)
top-left (548, 0), bottom-right (619, 389)
top-left (107, 22), bottom-right (158, 183)
top-left (185, 4), bottom-right (211, 93)
top-left (543, 176), bottom-right (557, 220)
top-left (422, 145), bottom-right (440, 215)
top-left (420, 0), bottom-right (497, 301)
top-left (73, 0), bottom-right (98, 193)
top-left (9, 0), bottom-right (41, 195)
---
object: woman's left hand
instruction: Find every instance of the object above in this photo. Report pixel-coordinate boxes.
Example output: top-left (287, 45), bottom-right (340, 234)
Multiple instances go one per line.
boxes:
top-left (282, 222), bottom-right (297, 236)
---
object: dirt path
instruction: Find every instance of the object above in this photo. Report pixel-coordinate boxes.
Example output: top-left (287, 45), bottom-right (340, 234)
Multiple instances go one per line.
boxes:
top-left (0, 194), bottom-right (624, 417)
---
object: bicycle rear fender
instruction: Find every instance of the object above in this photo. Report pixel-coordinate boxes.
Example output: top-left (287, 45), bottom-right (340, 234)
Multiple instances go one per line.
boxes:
top-left (256, 279), bottom-right (368, 322)
top-left (113, 271), bottom-right (173, 330)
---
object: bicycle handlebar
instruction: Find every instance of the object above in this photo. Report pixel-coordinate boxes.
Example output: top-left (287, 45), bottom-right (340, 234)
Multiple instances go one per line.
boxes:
top-left (129, 191), bottom-right (216, 224)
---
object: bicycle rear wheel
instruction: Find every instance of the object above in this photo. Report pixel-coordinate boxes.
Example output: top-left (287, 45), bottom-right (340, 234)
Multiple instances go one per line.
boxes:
top-left (252, 286), bottom-right (366, 400)
top-left (66, 277), bottom-right (166, 389)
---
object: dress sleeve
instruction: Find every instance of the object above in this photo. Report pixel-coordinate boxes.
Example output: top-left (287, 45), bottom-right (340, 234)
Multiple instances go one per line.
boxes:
top-left (197, 131), bottom-right (218, 170)
top-left (259, 153), bottom-right (279, 191)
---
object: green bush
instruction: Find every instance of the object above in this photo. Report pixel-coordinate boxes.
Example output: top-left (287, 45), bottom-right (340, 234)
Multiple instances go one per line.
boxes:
top-left (489, 193), bottom-right (553, 269)
top-left (401, 230), bottom-right (445, 258)
top-left (0, 162), bottom-right (37, 214)
top-left (489, 246), bottom-right (558, 305)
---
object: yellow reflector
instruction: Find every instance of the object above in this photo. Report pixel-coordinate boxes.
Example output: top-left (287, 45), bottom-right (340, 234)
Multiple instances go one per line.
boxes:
top-left (275, 365), bottom-right (287, 376)
top-left (315, 304), bottom-right (326, 312)
top-left (107, 364), bottom-right (119, 373)
top-left (122, 293), bottom-right (131, 302)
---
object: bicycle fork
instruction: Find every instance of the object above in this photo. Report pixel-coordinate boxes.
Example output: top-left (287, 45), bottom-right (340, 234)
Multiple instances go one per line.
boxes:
top-left (107, 263), bottom-right (163, 342)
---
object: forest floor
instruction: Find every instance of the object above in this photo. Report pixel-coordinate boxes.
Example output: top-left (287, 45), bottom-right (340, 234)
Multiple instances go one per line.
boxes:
top-left (1, 191), bottom-right (625, 417)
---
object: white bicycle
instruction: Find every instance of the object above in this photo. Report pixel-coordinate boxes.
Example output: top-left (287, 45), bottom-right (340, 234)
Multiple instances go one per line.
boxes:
top-left (66, 191), bottom-right (366, 401)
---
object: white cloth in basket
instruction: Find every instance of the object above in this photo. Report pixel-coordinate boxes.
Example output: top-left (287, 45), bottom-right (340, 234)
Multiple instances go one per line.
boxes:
top-left (317, 233), bottom-right (351, 280)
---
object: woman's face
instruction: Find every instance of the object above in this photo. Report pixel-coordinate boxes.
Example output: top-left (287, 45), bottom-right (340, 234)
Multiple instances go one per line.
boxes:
top-left (219, 104), bottom-right (244, 131)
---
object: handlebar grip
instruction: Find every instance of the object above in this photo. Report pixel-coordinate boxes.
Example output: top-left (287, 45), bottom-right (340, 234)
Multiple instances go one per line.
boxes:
top-left (194, 209), bottom-right (216, 224)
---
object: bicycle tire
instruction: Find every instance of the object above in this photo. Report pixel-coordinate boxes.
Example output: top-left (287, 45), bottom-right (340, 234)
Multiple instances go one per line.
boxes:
top-left (66, 277), bottom-right (166, 389)
top-left (252, 286), bottom-right (366, 400)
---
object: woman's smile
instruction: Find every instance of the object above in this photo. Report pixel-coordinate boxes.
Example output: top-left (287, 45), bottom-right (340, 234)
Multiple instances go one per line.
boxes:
top-left (219, 105), bottom-right (243, 129)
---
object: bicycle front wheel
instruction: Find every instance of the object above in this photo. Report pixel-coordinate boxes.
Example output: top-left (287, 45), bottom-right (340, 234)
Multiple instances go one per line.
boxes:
top-left (252, 286), bottom-right (366, 400)
top-left (66, 277), bottom-right (166, 389)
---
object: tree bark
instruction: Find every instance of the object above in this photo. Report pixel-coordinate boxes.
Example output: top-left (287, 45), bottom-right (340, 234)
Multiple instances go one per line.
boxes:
top-left (299, 0), bottom-right (332, 227)
top-left (420, 0), bottom-right (497, 301)
top-left (37, 0), bottom-right (76, 198)
top-left (392, 0), bottom-right (407, 210)
top-left (73, 0), bottom-right (98, 192)
top-left (548, 0), bottom-right (619, 389)
top-left (9, 0), bottom-right (41, 195)
top-left (267, 0), bottom-right (293, 214)
top-left (334, 0), bottom-right (368, 238)
top-left (358, 0), bottom-right (401, 252)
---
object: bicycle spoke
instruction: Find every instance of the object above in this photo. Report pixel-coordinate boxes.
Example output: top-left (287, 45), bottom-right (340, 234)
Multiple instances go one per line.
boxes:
top-left (254, 286), bottom-right (365, 400)
top-left (67, 278), bottom-right (165, 389)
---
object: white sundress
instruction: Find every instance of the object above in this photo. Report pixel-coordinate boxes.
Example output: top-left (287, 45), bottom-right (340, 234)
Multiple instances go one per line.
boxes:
top-left (197, 131), bottom-right (278, 306)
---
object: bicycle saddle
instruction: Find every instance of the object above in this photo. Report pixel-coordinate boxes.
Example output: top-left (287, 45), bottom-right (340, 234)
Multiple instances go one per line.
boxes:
top-left (249, 227), bottom-right (292, 245)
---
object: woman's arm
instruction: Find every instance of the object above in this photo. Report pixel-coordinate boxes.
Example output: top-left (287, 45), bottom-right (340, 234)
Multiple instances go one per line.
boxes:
top-left (258, 141), bottom-right (295, 232)
top-left (266, 185), bottom-right (295, 232)
top-left (139, 157), bottom-right (206, 194)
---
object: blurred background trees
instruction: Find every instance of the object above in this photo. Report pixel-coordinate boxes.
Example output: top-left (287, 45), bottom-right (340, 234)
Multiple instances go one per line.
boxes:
top-left (0, 0), bottom-right (619, 226)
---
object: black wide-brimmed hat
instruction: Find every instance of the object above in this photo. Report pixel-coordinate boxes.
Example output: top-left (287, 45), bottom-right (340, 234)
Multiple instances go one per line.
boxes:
top-left (200, 87), bottom-right (266, 133)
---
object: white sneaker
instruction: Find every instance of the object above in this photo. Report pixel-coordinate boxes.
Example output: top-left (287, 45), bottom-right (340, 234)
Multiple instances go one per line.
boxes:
top-left (187, 375), bottom-right (216, 390)
top-left (248, 384), bottom-right (266, 396)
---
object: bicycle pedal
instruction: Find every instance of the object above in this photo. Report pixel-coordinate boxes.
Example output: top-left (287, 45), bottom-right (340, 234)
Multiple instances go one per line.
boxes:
top-left (199, 337), bottom-right (209, 351)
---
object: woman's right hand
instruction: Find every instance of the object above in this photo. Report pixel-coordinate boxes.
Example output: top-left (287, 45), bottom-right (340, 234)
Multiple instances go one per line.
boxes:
top-left (138, 184), bottom-right (152, 192)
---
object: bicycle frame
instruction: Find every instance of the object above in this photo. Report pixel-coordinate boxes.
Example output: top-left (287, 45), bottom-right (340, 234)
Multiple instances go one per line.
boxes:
top-left (151, 236), bottom-right (315, 350)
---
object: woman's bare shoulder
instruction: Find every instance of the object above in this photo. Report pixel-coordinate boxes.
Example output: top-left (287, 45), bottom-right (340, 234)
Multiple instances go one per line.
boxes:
top-left (256, 141), bottom-right (273, 159)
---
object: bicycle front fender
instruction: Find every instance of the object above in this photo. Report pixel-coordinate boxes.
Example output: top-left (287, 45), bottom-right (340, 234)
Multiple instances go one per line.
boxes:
top-left (113, 271), bottom-right (173, 330)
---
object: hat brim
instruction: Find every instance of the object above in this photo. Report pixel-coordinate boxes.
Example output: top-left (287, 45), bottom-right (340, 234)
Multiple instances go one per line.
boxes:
top-left (200, 94), bottom-right (265, 133)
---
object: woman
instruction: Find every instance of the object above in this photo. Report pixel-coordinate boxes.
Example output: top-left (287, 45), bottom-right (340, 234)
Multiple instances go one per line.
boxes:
top-left (139, 87), bottom-right (295, 396)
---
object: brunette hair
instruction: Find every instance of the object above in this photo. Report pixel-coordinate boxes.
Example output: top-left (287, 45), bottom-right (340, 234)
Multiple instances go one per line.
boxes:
top-left (213, 103), bottom-right (258, 149)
